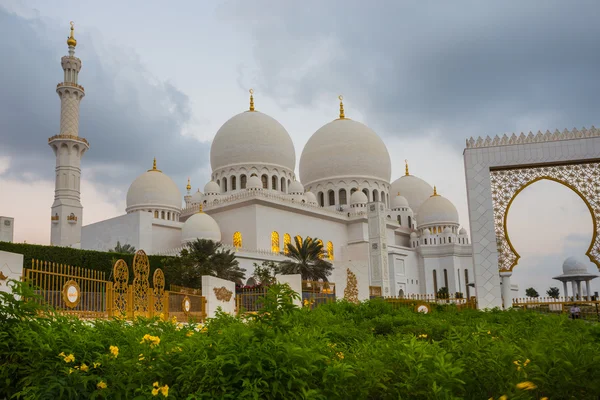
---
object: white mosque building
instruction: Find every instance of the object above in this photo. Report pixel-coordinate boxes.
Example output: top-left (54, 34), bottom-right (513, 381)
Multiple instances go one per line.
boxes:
top-left (49, 25), bottom-right (475, 297)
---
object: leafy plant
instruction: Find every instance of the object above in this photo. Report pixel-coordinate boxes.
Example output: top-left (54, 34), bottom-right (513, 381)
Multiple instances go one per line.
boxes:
top-left (252, 261), bottom-right (279, 285)
top-left (278, 236), bottom-right (333, 280)
top-left (526, 287), bottom-right (540, 298)
top-left (547, 286), bottom-right (560, 299)
top-left (108, 241), bottom-right (136, 254)
top-left (437, 286), bottom-right (449, 299)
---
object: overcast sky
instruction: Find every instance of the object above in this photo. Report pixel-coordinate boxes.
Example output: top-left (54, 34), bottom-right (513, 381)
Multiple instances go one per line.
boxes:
top-left (1, 0), bottom-right (599, 297)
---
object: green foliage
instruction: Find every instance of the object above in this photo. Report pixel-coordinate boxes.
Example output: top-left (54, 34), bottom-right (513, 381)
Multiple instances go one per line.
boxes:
top-left (108, 241), bottom-right (136, 254)
top-left (0, 241), bottom-right (169, 283)
top-left (547, 286), bottom-right (560, 299)
top-left (252, 261), bottom-right (279, 285)
top-left (436, 286), bottom-right (449, 299)
top-left (163, 239), bottom-right (246, 288)
top-left (526, 287), bottom-right (540, 298)
top-left (3, 283), bottom-right (600, 399)
top-left (279, 236), bottom-right (333, 280)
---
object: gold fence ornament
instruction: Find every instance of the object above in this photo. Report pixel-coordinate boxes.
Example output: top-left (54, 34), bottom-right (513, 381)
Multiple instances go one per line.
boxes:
top-left (112, 259), bottom-right (129, 316)
top-left (214, 286), bottom-right (233, 302)
top-left (153, 268), bottom-right (165, 314)
top-left (415, 303), bottom-right (431, 314)
top-left (62, 279), bottom-right (81, 308)
top-left (132, 250), bottom-right (151, 315)
top-left (344, 268), bottom-right (359, 304)
top-left (182, 296), bottom-right (191, 315)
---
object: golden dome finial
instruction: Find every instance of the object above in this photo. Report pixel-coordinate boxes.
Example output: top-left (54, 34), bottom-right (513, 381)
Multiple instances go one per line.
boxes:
top-left (405, 159), bottom-right (409, 176)
top-left (148, 157), bottom-right (162, 172)
top-left (249, 89), bottom-right (255, 112)
top-left (338, 95), bottom-right (345, 119)
top-left (198, 204), bottom-right (204, 213)
top-left (67, 21), bottom-right (77, 48)
top-left (432, 186), bottom-right (438, 196)
top-left (397, 192), bottom-right (401, 196)
top-left (186, 177), bottom-right (191, 192)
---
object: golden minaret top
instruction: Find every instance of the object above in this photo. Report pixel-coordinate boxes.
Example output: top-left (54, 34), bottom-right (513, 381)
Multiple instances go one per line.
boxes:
top-left (249, 89), bottom-right (255, 112)
top-left (405, 159), bottom-right (409, 176)
top-left (338, 95), bottom-right (345, 119)
top-left (67, 21), bottom-right (77, 47)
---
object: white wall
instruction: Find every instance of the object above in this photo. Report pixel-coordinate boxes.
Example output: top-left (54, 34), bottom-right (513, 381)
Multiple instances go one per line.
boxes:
top-left (209, 204), bottom-right (259, 249)
top-left (0, 250), bottom-right (23, 295)
top-left (81, 212), bottom-right (146, 252)
top-left (388, 248), bottom-right (420, 296)
top-left (202, 276), bottom-right (236, 319)
top-left (151, 221), bottom-right (182, 254)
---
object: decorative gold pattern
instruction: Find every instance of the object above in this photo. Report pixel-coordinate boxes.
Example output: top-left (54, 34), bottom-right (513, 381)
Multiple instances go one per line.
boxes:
top-left (67, 21), bottom-right (77, 47)
top-left (415, 303), bottom-right (431, 314)
top-left (344, 268), bottom-right (359, 304)
top-left (148, 157), bottom-right (162, 172)
top-left (62, 279), bottom-right (81, 308)
top-left (132, 250), bottom-right (151, 315)
top-left (153, 269), bottom-right (165, 314)
top-left (466, 126), bottom-right (599, 149)
top-left (249, 89), bottom-right (255, 111)
top-left (338, 95), bottom-right (345, 119)
top-left (271, 231), bottom-right (280, 253)
top-left (182, 296), bottom-right (191, 315)
top-left (432, 186), bottom-right (438, 196)
top-left (186, 177), bottom-right (191, 192)
top-left (233, 231), bottom-right (242, 248)
top-left (48, 134), bottom-right (89, 146)
top-left (283, 233), bottom-right (291, 255)
top-left (213, 286), bottom-right (233, 302)
top-left (490, 162), bottom-right (600, 271)
top-left (405, 159), bottom-right (409, 176)
top-left (327, 241), bottom-right (334, 260)
top-left (113, 259), bottom-right (129, 316)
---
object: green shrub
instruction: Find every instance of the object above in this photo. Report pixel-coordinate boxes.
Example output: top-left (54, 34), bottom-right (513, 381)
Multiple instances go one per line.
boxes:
top-left (2, 281), bottom-right (600, 399)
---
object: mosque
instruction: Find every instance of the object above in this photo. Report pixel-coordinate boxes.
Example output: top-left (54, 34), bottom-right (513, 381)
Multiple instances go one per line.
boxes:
top-left (48, 24), bottom-right (476, 297)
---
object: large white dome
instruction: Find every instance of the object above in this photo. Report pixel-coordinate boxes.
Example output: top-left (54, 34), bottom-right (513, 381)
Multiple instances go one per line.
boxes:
top-left (181, 211), bottom-right (222, 244)
top-left (562, 257), bottom-right (589, 275)
top-left (210, 111), bottom-right (296, 171)
top-left (126, 162), bottom-right (182, 212)
top-left (299, 118), bottom-right (391, 185)
top-left (416, 191), bottom-right (459, 227)
top-left (391, 174), bottom-right (434, 214)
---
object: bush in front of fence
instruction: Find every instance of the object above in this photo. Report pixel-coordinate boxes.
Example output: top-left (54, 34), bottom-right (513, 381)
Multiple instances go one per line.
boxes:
top-left (0, 241), bottom-right (170, 283)
top-left (2, 281), bottom-right (600, 399)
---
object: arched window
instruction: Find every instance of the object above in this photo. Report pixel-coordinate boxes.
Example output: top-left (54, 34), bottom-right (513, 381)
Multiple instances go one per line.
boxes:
top-left (281, 177), bottom-right (286, 192)
top-left (433, 270), bottom-right (438, 293)
top-left (373, 190), bottom-right (379, 202)
top-left (272, 175), bottom-right (278, 190)
top-left (217, 179), bottom-right (220, 187)
top-left (424, 239), bottom-right (428, 245)
top-left (339, 189), bottom-right (347, 205)
top-left (382, 191), bottom-right (386, 206)
top-left (271, 231), bottom-right (280, 253)
top-left (161, 211), bottom-right (165, 219)
top-left (167, 212), bottom-right (170, 220)
top-left (397, 215), bottom-right (402, 225)
top-left (362, 188), bottom-right (369, 200)
top-left (231, 176), bottom-right (236, 190)
top-left (283, 233), bottom-right (291, 255)
top-left (398, 288), bottom-right (404, 297)
top-left (233, 231), bottom-right (242, 248)
top-left (464, 270), bottom-right (470, 298)
top-left (222, 177), bottom-right (228, 192)
top-left (318, 192), bottom-right (324, 207)
top-left (408, 216), bottom-right (412, 229)
top-left (317, 239), bottom-right (324, 259)
top-left (448, 237), bottom-right (452, 243)
top-left (328, 190), bottom-right (335, 206)
top-left (154, 211), bottom-right (158, 218)
top-left (261, 174), bottom-right (268, 189)
top-left (295, 235), bottom-right (302, 245)
top-left (327, 241), bottom-right (334, 260)
top-left (443, 269), bottom-right (449, 289)
top-left (240, 174), bottom-right (247, 189)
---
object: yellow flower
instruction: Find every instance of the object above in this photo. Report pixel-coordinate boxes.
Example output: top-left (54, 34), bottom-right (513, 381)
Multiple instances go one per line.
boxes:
top-left (152, 388), bottom-right (159, 396)
top-left (499, 396), bottom-right (508, 400)
top-left (63, 354), bottom-right (75, 363)
top-left (97, 381), bottom-right (107, 389)
top-left (160, 385), bottom-right (169, 397)
top-left (153, 381), bottom-right (159, 388)
top-left (159, 313), bottom-right (165, 321)
top-left (541, 398), bottom-right (548, 400)
top-left (418, 334), bottom-right (428, 339)
top-left (513, 360), bottom-right (520, 365)
top-left (524, 359), bottom-right (530, 366)
top-left (93, 362), bottom-right (101, 368)
top-left (68, 368), bottom-right (74, 374)
top-left (139, 354), bottom-right (145, 361)
top-left (516, 381), bottom-right (537, 390)
top-left (80, 363), bottom-right (89, 372)
top-left (487, 331), bottom-right (491, 334)
top-left (58, 352), bottom-right (66, 357)
top-left (186, 331), bottom-right (194, 337)
top-left (109, 345), bottom-right (119, 358)
top-left (140, 334), bottom-right (161, 347)
top-left (336, 352), bottom-right (344, 359)
top-left (171, 316), bottom-right (177, 325)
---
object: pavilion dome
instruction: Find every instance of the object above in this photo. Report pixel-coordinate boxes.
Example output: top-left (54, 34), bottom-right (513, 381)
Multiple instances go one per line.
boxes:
top-left (417, 190), bottom-right (459, 227)
top-left (562, 257), bottom-right (589, 275)
top-left (391, 193), bottom-right (410, 210)
top-left (190, 190), bottom-right (203, 204)
top-left (459, 227), bottom-right (467, 235)
top-left (390, 174), bottom-right (434, 214)
top-left (204, 181), bottom-right (221, 194)
top-left (289, 180), bottom-right (305, 194)
top-left (299, 118), bottom-right (391, 185)
top-left (305, 191), bottom-right (318, 205)
top-left (350, 190), bottom-right (368, 205)
top-left (181, 211), bottom-right (221, 244)
top-left (210, 110), bottom-right (296, 172)
top-left (247, 175), bottom-right (262, 189)
top-left (126, 160), bottom-right (182, 212)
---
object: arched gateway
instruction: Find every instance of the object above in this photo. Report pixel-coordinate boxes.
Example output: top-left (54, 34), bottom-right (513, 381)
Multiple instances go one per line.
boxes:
top-left (464, 127), bottom-right (600, 309)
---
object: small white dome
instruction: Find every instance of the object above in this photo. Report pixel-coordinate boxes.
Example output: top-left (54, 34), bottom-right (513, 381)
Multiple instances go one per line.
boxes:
top-left (390, 175), bottom-right (434, 214)
top-left (443, 227), bottom-right (452, 234)
top-left (410, 232), bottom-right (418, 238)
top-left (459, 227), bottom-right (467, 235)
top-left (126, 165), bottom-right (182, 212)
top-left (210, 111), bottom-right (296, 171)
top-left (289, 180), bottom-right (305, 194)
top-left (423, 228), bottom-right (431, 236)
top-left (417, 192), bottom-right (459, 227)
top-left (190, 190), bottom-right (203, 204)
top-left (299, 118), bottom-right (391, 185)
top-left (562, 257), bottom-right (589, 275)
top-left (391, 193), bottom-right (410, 210)
top-left (305, 191), bottom-right (318, 205)
top-left (204, 181), bottom-right (221, 194)
top-left (350, 190), bottom-right (368, 205)
top-left (181, 211), bottom-right (221, 244)
top-left (247, 175), bottom-right (262, 189)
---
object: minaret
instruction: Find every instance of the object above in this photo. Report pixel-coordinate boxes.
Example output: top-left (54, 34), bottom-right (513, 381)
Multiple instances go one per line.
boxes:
top-left (48, 22), bottom-right (89, 247)
top-left (184, 177), bottom-right (192, 207)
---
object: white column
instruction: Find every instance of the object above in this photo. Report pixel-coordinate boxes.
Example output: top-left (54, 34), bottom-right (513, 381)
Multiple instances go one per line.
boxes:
top-left (586, 280), bottom-right (592, 300)
top-left (500, 271), bottom-right (512, 309)
top-left (571, 281), bottom-right (577, 300)
top-left (576, 281), bottom-right (582, 300)
top-left (562, 281), bottom-right (568, 299)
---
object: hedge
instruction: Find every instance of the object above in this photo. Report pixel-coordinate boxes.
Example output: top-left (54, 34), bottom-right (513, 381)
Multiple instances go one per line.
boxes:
top-left (0, 241), bottom-right (173, 285)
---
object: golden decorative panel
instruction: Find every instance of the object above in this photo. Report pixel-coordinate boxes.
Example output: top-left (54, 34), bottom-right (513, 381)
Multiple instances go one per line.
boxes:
top-left (490, 162), bottom-right (600, 271)
top-left (233, 231), bottom-right (242, 248)
top-left (283, 233), bottom-right (291, 255)
top-left (213, 286), bottom-right (233, 302)
top-left (344, 268), bottom-right (359, 304)
top-left (327, 241), bottom-right (334, 260)
top-left (112, 259), bottom-right (129, 316)
top-left (153, 268), bottom-right (165, 314)
top-left (62, 279), bottom-right (81, 308)
top-left (132, 250), bottom-right (151, 315)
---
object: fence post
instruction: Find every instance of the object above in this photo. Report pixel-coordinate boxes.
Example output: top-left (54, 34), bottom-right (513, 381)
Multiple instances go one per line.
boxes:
top-left (106, 282), bottom-right (113, 318)
top-left (164, 290), bottom-right (170, 319)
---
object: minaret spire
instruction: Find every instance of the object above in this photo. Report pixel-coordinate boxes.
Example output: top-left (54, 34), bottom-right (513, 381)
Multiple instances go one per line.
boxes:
top-left (249, 89), bottom-right (255, 111)
top-left (48, 22), bottom-right (89, 247)
top-left (186, 177), bottom-right (191, 194)
top-left (338, 95), bottom-right (345, 119)
top-left (405, 159), bottom-right (409, 176)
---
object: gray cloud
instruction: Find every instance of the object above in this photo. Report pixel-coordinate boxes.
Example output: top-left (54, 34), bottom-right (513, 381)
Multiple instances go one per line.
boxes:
top-left (0, 7), bottom-right (209, 194)
top-left (219, 0), bottom-right (600, 146)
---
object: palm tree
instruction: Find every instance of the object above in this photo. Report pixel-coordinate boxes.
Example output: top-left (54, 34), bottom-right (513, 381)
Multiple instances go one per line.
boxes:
top-left (278, 236), bottom-right (333, 281)
top-left (109, 241), bottom-right (136, 254)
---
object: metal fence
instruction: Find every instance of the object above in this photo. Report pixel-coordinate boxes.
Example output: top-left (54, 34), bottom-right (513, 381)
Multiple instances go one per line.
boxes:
top-left (369, 286), bottom-right (382, 298)
top-left (236, 286), bottom-right (269, 313)
top-left (302, 280), bottom-right (336, 309)
top-left (384, 293), bottom-right (477, 311)
top-left (512, 298), bottom-right (600, 322)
